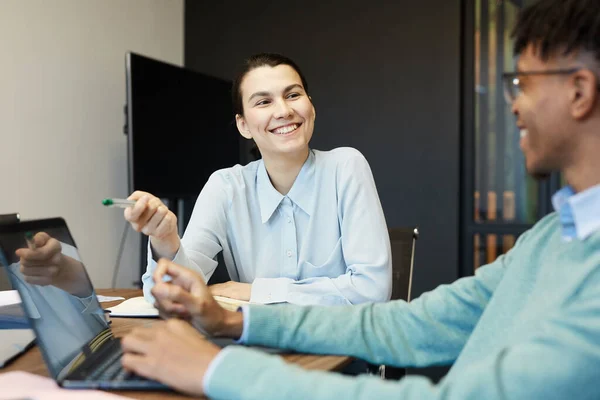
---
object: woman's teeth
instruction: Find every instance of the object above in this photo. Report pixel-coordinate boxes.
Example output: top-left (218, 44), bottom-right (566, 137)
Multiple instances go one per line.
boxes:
top-left (273, 124), bottom-right (298, 135)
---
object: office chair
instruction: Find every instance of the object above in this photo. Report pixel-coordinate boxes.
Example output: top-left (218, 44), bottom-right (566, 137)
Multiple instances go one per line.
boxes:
top-left (0, 213), bottom-right (21, 290)
top-left (0, 213), bottom-right (20, 226)
top-left (368, 226), bottom-right (419, 379)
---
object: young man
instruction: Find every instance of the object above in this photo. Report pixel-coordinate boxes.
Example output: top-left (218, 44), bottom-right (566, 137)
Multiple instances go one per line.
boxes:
top-left (120, 0), bottom-right (600, 398)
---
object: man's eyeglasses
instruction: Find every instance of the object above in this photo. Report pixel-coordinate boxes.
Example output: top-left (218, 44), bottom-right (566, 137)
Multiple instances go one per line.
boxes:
top-left (500, 67), bottom-right (600, 104)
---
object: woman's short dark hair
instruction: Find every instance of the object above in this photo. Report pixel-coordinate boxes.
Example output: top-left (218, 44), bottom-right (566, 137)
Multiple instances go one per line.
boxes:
top-left (232, 53), bottom-right (310, 116)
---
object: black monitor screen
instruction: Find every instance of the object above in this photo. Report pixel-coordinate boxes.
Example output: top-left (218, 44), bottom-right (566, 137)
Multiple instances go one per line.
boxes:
top-left (126, 52), bottom-right (240, 198)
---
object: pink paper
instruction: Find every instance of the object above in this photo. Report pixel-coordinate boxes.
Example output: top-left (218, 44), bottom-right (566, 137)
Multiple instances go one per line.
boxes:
top-left (0, 371), bottom-right (128, 399)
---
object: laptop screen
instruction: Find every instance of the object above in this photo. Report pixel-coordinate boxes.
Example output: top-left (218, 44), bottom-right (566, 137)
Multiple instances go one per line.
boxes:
top-left (0, 218), bottom-right (109, 379)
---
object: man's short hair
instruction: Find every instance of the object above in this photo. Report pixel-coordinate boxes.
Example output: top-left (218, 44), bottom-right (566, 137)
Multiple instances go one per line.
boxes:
top-left (513, 0), bottom-right (600, 62)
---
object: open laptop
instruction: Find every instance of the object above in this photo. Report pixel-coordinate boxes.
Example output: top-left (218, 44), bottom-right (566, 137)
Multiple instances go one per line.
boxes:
top-left (0, 217), bottom-right (169, 390)
top-left (0, 212), bottom-right (36, 369)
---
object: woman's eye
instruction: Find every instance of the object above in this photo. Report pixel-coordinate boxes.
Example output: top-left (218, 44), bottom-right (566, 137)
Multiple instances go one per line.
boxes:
top-left (256, 99), bottom-right (270, 106)
top-left (287, 93), bottom-right (300, 99)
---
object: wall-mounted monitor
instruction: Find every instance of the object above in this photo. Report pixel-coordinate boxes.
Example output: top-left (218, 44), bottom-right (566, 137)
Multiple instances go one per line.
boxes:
top-left (125, 52), bottom-right (240, 198)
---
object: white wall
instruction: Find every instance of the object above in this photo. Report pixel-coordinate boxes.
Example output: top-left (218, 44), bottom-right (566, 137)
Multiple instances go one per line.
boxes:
top-left (0, 0), bottom-right (183, 288)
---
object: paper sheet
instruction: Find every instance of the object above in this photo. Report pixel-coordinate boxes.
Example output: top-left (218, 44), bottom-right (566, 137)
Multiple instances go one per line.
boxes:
top-left (2, 291), bottom-right (125, 305)
top-left (0, 329), bottom-right (35, 368)
top-left (0, 290), bottom-right (21, 307)
top-left (96, 295), bottom-right (125, 302)
top-left (0, 371), bottom-right (128, 399)
top-left (0, 291), bottom-right (28, 329)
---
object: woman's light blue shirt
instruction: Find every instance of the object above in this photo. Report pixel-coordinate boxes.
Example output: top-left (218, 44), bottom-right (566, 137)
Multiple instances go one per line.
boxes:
top-left (142, 147), bottom-right (392, 305)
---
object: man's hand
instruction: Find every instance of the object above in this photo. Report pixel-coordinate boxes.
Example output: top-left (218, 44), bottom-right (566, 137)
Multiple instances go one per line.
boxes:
top-left (14, 232), bottom-right (91, 297)
top-left (124, 191), bottom-right (180, 260)
top-left (209, 281), bottom-right (252, 301)
top-left (152, 259), bottom-right (244, 339)
top-left (121, 319), bottom-right (220, 396)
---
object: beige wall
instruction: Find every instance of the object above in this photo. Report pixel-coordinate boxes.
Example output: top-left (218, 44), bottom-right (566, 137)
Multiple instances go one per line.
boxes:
top-left (0, 0), bottom-right (183, 288)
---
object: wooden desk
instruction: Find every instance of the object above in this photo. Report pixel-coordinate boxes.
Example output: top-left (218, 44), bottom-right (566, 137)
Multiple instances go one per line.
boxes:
top-left (3, 289), bottom-right (351, 399)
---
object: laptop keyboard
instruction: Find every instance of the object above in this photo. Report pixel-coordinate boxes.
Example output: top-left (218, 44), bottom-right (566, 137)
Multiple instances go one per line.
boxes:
top-left (86, 342), bottom-right (126, 381)
top-left (72, 338), bottom-right (141, 382)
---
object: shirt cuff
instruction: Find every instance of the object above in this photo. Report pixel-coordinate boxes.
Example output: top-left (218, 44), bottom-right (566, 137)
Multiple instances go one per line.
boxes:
top-left (202, 346), bottom-right (237, 395)
top-left (143, 246), bottom-right (179, 303)
top-left (147, 239), bottom-right (184, 265)
top-left (234, 304), bottom-right (251, 344)
top-left (250, 277), bottom-right (293, 304)
top-left (146, 242), bottom-right (185, 281)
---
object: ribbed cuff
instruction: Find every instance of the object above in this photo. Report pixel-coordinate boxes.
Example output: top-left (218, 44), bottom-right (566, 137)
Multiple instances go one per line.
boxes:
top-left (244, 304), bottom-right (285, 348)
top-left (202, 346), bottom-right (238, 395)
top-left (204, 346), bottom-right (284, 400)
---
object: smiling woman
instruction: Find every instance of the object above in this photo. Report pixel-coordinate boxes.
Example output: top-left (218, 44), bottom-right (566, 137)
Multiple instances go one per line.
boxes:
top-left (126, 53), bottom-right (392, 306)
top-left (235, 64), bottom-right (316, 187)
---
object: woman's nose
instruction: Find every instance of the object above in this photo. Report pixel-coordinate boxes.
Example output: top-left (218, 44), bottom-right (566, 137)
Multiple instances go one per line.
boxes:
top-left (273, 100), bottom-right (293, 119)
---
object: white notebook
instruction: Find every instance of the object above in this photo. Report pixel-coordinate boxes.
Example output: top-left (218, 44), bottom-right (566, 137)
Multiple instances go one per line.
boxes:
top-left (105, 296), bottom-right (249, 317)
top-left (105, 296), bottom-right (159, 317)
top-left (212, 295), bottom-right (250, 311)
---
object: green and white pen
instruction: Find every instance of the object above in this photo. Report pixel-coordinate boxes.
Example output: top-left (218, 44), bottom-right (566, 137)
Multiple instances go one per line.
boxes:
top-left (102, 198), bottom-right (136, 208)
top-left (25, 231), bottom-right (36, 250)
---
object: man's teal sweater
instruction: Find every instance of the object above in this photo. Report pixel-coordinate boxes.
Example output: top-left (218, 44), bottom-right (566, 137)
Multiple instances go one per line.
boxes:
top-left (206, 212), bottom-right (600, 400)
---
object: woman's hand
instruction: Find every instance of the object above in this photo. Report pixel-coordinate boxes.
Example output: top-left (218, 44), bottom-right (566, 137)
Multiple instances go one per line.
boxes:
top-left (209, 281), bottom-right (252, 302)
top-left (124, 191), bottom-right (180, 259)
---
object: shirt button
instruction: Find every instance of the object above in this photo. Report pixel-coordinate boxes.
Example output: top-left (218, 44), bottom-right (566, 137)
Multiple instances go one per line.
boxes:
top-left (287, 217), bottom-right (292, 223)
top-left (286, 250), bottom-right (292, 257)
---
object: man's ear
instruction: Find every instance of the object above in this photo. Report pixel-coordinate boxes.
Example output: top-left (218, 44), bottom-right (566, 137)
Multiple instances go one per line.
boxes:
top-left (236, 114), bottom-right (252, 139)
top-left (571, 69), bottom-right (598, 120)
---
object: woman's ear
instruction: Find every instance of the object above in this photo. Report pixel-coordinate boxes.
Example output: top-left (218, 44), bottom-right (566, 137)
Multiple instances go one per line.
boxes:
top-left (236, 114), bottom-right (252, 139)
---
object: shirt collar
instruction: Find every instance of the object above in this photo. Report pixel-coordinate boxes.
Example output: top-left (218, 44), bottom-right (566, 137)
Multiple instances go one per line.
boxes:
top-left (256, 150), bottom-right (316, 224)
top-left (286, 150), bottom-right (316, 217)
top-left (552, 184), bottom-right (600, 240)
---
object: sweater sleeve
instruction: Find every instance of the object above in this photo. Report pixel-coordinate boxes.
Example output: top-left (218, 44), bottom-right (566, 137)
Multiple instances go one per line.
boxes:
top-left (204, 249), bottom-right (600, 400)
top-left (241, 229), bottom-right (532, 366)
top-left (241, 256), bottom-right (504, 367)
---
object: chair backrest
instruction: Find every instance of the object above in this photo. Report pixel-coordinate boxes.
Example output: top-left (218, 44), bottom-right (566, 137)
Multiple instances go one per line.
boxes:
top-left (0, 267), bottom-right (10, 291)
top-left (0, 213), bottom-right (21, 290)
top-left (388, 227), bottom-right (419, 302)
